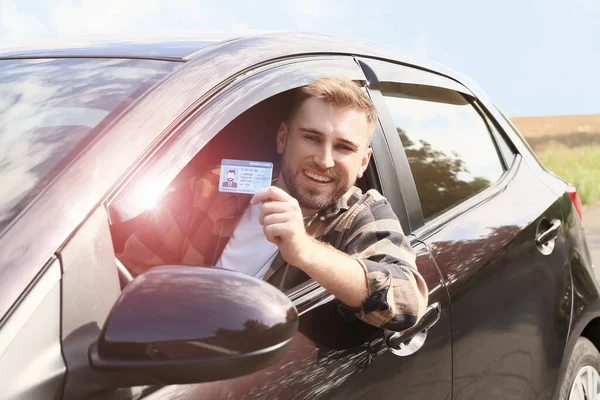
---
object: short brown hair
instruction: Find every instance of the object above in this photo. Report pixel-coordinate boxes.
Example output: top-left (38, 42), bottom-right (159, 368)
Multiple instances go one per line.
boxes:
top-left (287, 76), bottom-right (377, 127)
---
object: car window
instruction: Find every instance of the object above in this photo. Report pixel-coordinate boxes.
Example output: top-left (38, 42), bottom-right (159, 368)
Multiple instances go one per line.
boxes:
top-left (379, 82), bottom-right (505, 221)
top-left (0, 58), bottom-right (178, 233)
top-left (110, 87), bottom-right (378, 279)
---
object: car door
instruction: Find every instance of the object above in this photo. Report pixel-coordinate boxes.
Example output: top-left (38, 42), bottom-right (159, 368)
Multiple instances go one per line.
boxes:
top-left (0, 258), bottom-right (65, 400)
top-left (95, 56), bottom-right (452, 399)
top-left (0, 56), bottom-right (182, 400)
top-left (362, 58), bottom-right (572, 399)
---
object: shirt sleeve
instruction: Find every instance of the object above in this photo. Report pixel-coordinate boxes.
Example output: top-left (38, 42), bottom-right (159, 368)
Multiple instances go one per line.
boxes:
top-left (342, 192), bottom-right (428, 331)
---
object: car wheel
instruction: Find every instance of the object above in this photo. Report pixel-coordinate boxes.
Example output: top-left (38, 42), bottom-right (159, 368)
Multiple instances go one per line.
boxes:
top-left (559, 337), bottom-right (600, 400)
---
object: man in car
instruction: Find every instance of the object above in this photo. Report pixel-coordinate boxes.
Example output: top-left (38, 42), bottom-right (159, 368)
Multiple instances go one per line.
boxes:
top-left (116, 76), bottom-right (428, 331)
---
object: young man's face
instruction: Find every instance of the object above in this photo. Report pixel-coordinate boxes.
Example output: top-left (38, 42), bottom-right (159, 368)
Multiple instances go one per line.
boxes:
top-left (277, 97), bottom-right (373, 214)
top-left (227, 171), bottom-right (235, 181)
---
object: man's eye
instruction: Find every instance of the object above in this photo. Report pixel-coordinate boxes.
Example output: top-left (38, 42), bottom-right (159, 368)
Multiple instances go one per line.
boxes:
top-left (306, 135), bottom-right (320, 142)
top-left (336, 144), bottom-right (353, 151)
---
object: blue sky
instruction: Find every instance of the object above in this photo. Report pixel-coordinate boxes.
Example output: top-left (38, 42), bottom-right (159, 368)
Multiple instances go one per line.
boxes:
top-left (1, 0), bottom-right (598, 117)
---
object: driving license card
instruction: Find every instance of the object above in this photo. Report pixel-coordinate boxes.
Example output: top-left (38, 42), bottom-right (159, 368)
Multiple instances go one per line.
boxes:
top-left (218, 159), bottom-right (273, 194)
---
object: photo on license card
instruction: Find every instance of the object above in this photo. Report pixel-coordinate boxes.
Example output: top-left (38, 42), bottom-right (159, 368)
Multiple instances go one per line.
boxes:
top-left (218, 159), bottom-right (273, 195)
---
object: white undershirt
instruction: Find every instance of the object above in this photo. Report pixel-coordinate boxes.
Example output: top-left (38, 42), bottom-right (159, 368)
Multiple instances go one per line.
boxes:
top-left (215, 203), bottom-right (279, 279)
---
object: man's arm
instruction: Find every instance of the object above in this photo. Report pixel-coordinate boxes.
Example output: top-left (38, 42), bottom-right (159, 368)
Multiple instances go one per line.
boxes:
top-left (339, 192), bottom-right (428, 331)
top-left (251, 186), bottom-right (428, 331)
top-left (292, 237), bottom-right (369, 308)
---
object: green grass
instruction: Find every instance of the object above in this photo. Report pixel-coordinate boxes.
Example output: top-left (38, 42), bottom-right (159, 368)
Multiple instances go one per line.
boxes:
top-left (535, 141), bottom-right (600, 205)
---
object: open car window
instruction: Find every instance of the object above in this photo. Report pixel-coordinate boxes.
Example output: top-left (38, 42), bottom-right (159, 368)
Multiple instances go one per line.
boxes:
top-left (109, 87), bottom-right (379, 281)
top-left (103, 56), bottom-right (369, 281)
top-left (108, 89), bottom-right (295, 275)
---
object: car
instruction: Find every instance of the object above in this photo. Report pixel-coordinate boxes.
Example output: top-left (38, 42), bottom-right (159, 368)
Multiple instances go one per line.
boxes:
top-left (0, 32), bottom-right (597, 400)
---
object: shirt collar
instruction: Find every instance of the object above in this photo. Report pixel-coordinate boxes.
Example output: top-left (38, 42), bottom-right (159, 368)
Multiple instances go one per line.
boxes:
top-left (318, 186), bottom-right (356, 220)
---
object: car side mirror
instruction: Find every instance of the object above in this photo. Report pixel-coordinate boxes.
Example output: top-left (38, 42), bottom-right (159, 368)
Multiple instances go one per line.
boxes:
top-left (89, 266), bottom-right (298, 386)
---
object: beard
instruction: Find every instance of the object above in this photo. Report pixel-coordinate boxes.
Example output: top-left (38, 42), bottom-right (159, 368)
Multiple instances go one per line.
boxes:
top-left (280, 155), bottom-right (354, 211)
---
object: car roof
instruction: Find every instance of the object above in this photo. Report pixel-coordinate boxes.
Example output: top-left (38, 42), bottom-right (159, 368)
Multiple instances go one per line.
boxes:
top-left (0, 32), bottom-right (482, 97)
top-left (0, 32), bottom-right (480, 94)
top-left (0, 33), bottom-right (239, 60)
top-left (0, 32), bottom-right (443, 73)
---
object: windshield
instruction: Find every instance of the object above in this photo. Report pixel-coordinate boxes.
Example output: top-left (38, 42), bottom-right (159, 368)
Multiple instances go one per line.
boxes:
top-left (0, 57), bottom-right (180, 232)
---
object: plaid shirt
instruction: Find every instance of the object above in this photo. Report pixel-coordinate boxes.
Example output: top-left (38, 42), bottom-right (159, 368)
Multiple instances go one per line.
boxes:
top-left (114, 163), bottom-right (428, 331)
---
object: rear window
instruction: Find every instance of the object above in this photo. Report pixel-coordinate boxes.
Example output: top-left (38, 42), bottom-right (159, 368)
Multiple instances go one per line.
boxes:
top-left (380, 82), bottom-right (505, 221)
top-left (0, 58), bottom-right (179, 232)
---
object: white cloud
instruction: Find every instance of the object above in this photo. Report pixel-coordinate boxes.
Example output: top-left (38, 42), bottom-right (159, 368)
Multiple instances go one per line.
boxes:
top-left (0, 0), bottom-right (224, 44)
top-left (295, 0), bottom-right (325, 17)
top-left (573, 0), bottom-right (600, 32)
top-left (574, 0), bottom-right (600, 14)
top-left (49, 0), bottom-right (163, 36)
top-left (0, 0), bottom-right (337, 45)
top-left (407, 28), bottom-right (433, 60)
top-left (0, 0), bottom-right (48, 42)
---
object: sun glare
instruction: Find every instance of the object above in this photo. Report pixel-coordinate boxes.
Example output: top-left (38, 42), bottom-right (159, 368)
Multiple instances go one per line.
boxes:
top-left (137, 181), bottom-right (169, 211)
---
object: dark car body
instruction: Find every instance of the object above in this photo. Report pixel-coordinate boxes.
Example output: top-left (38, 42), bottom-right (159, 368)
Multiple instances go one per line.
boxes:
top-left (0, 32), bottom-right (597, 400)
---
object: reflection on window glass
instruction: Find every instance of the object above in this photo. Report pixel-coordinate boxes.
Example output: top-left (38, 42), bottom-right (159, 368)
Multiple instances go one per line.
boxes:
top-left (0, 58), bottom-right (179, 232)
top-left (380, 82), bottom-right (504, 221)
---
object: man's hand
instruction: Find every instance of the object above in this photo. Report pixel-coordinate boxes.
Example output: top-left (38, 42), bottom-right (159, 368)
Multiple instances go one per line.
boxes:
top-left (251, 186), bottom-right (369, 309)
top-left (250, 186), bottom-right (312, 267)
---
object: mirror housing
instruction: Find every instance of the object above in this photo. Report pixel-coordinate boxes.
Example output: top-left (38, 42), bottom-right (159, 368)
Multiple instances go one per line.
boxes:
top-left (89, 266), bottom-right (298, 385)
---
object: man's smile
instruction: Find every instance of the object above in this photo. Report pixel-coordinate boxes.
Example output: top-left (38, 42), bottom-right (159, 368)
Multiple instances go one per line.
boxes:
top-left (302, 169), bottom-right (334, 184)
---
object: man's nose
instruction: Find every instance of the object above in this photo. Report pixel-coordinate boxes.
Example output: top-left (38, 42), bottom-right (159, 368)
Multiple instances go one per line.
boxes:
top-left (314, 146), bottom-right (335, 169)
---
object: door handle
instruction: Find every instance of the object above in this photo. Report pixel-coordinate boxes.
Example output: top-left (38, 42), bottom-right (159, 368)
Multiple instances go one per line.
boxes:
top-left (384, 302), bottom-right (441, 356)
top-left (535, 219), bottom-right (561, 246)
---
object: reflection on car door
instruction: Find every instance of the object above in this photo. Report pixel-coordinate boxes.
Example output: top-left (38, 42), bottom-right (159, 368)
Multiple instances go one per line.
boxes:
top-left (328, 241), bottom-right (452, 400)
top-left (0, 258), bottom-right (65, 400)
top-left (143, 240), bottom-right (451, 400)
top-left (364, 56), bottom-right (572, 398)
top-left (425, 159), bottom-right (571, 399)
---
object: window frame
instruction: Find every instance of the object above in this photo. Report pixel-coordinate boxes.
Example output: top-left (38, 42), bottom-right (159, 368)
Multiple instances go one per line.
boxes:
top-left (359, 57), bottom-right (523, 237)
top-left (480, 104), bottom-right (518, 170)
top-left (104, 55), bottom-right (407, 310)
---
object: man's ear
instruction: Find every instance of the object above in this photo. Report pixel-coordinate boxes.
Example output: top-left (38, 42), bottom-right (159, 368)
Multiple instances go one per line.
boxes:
top-left (276, 121), bottom-right (288, 155)
top-left (357, 147), bottom-right (373, 179)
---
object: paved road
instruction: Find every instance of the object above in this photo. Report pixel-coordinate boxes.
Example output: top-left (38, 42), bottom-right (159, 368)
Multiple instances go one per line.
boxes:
top-left (582, 201), bottom-right (600, 280)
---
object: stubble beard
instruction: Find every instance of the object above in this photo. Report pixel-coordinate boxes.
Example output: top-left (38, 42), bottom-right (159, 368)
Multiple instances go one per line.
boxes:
top-left (280, 155), bottom-right (354, 211)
